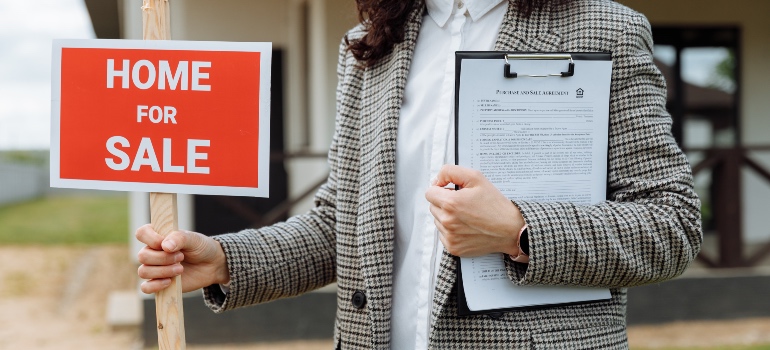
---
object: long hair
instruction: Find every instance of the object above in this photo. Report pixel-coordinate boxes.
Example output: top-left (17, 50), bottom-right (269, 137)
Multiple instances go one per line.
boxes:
top-left (346, 0), bottom-right (553, 67)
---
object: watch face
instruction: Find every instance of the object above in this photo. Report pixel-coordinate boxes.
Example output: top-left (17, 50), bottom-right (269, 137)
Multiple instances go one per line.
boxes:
top-left (520, 228), bottom-right (529, 256)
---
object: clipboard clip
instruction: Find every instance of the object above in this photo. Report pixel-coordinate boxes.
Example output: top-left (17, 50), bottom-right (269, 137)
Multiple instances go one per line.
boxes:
top-left (503, 53), bottom-right (575, 78)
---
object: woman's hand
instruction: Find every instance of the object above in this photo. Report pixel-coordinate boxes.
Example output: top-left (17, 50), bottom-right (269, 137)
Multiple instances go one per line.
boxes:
top-left (135, 224), bottom-right (230, 294)
top-left (425, 165), bottom-right (525, 257)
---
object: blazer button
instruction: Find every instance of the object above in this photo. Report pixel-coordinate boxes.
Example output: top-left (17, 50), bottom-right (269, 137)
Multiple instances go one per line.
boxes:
top-left (351, 290), bottom-right (367, 309)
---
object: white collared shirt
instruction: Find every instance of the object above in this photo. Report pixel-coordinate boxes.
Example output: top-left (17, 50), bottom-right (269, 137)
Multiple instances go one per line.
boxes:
top-left (391, 0), bottom-right (507, 349)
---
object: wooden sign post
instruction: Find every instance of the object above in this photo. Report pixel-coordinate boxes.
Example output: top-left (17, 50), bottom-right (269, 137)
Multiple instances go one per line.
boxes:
top-left (150, 192), bottom-right (185, 349)
top-left (142, 1), bottom-right (186, 349)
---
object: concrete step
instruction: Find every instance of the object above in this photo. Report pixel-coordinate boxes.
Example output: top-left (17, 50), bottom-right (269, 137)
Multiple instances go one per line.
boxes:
top-left (107, 290), bottom-right (143, 331)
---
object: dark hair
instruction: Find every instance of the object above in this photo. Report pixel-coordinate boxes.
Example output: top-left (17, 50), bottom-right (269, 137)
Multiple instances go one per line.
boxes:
top-left (346, 0), bottom-right (552, 67)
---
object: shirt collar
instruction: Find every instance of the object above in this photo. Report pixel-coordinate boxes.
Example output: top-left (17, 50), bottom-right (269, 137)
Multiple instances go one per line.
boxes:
top-left (426, 0), bottom-right (506, 27)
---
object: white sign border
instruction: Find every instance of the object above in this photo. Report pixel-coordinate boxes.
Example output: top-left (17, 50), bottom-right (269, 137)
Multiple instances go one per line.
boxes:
top-left (50, 39), bottom-right (272, 197)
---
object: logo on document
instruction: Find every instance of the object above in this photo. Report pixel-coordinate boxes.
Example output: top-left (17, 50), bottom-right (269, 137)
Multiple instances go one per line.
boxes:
top-left (576, 88), bottom-right (584, 98)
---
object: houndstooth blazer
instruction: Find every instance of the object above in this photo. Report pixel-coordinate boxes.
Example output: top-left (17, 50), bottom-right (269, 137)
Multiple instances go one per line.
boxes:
top-left (203, 0), bottom-right (703, 348)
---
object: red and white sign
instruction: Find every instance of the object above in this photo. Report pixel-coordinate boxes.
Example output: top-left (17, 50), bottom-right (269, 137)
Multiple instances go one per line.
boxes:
top-left (51, 39), bottom-right (272, 197)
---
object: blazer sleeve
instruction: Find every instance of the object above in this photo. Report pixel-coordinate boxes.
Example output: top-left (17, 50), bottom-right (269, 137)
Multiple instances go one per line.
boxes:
top-left (201, 39), bottom-right (352, 313)
top-left (504, 13), bottom-right (703, 288)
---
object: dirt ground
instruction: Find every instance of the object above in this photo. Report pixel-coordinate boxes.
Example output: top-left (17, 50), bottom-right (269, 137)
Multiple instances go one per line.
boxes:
top-left (0, 245), bottom-right (137, 350)
top-left (0, 245), bottom-right (768, 350)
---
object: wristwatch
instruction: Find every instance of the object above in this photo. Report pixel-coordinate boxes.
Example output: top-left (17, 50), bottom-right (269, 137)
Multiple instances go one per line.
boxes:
top-left (510, 225), bottom-right (530, 263)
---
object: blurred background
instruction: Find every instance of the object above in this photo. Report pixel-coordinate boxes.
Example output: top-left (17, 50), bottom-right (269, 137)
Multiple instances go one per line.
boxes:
top-left (0, 0), bottom-right (769, 349)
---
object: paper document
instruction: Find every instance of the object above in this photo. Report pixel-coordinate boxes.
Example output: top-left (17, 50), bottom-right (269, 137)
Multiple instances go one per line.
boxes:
top-left (455, 53), bottom-right (613, 312)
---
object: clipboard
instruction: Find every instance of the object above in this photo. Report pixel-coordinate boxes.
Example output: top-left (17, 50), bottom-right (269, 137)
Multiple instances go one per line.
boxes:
top-left (453, 51), bottom-right (613, 316)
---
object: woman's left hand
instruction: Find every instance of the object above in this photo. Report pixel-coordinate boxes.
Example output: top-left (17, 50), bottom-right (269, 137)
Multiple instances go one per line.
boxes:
top-left (425, 165), bottom-right (525, 257)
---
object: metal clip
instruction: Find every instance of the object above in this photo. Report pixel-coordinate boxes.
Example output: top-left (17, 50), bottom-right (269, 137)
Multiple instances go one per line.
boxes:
top-left (504, 53), bottom-right (575, 78)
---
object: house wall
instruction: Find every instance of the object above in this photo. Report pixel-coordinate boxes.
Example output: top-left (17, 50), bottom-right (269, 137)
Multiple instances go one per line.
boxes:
top-left (619, 0), bottom-right (770, 243)
top-left (0, 162), bottom-right (46, 205)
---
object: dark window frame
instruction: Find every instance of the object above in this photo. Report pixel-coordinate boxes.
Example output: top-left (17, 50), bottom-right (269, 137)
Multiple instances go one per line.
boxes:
top-left (651, 26), bottom-right (742, 149)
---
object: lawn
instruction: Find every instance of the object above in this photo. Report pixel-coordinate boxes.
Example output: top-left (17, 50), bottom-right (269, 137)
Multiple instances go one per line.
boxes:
top-left (0, 195), bottom-right (128, 244)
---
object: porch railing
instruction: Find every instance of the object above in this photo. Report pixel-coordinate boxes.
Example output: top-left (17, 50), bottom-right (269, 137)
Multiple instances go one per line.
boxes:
top-left (688, 146), bottom-right (770, 268)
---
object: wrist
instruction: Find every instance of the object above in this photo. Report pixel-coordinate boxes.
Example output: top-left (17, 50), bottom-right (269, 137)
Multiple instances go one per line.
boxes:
top-left (213, 239), bottom-right (231, 285)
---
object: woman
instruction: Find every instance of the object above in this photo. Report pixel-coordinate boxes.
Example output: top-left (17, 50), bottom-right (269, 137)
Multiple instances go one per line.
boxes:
top-left (136, 0), bottom-right (702, 348)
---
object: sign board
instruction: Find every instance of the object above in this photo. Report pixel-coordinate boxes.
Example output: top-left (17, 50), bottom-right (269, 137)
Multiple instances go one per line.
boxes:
top-left (51, 39), bottom-right (272, 197)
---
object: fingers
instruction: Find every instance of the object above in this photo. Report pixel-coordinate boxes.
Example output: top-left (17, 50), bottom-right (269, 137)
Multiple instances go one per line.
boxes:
top-left (136, 226), bottom-right (213, 294)
top-left (135, 224), bottom-right (164, 250)
top-left (435, 221), bottom-right (463, 257)
top-left (429, 203), bottom-right (458, 229)
top-left (425, 185), bottom-right (453, 208)
top-left (433, 216), bottom-right (449, 236)
top-left (138, 263), bottom-right (183, 280)
top-left (140, 278), bottom-right (172, 294)
top-left (433, 165), bottom-right (483, 188)
top-left (427, 165), bottom-right (484, 208)
top-left (433, 209), bottom-right (462, 256)
top-left (135, 224), bottom-right (199, 254)
top-left (437, 225), bottom-right (450, 248)
top-left (137, 246), bottom-right (184, 266)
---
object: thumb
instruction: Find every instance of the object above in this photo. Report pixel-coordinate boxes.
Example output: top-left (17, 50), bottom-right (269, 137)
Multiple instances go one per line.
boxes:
top-left (434, 165), bottom-right (481, 188)
top-left (161, 230), bottom-right (198, 253)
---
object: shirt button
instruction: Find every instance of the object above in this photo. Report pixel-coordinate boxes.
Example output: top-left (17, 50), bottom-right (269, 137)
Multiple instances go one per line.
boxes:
top-left (457, 1), bottom-right (464, 9)
top-left (351, 290), bottom-right (367, 309)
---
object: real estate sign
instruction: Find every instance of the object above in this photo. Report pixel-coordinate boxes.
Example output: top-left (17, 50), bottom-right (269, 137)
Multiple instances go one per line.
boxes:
top-left (51, 39), bottom-right (272, 197)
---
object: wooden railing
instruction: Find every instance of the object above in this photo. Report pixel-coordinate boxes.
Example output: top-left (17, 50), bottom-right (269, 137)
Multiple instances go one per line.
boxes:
top-left (688, 146), bottom-right (770, 268)
top-left (212, 151), bottom-right (329, 230)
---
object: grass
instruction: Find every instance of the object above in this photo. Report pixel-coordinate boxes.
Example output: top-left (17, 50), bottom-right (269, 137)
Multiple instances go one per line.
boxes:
top-left (0, 195), bottom-right (128, 244)
top-left (0, 150), bottom-right (48, 166)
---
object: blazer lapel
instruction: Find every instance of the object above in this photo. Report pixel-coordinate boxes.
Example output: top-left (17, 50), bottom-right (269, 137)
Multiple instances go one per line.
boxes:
top-left (357, 1), bottom-right (424, 346)
top-left (431, 0), bottom-right (563, 324)
top-left (494, 0), bottom-right (562, 52)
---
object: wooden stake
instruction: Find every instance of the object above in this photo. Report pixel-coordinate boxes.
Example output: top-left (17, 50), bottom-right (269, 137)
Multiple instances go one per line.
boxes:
top-left (150, 192), bottom-right (186, 349)
top-left (142, 0), bottom-right (171, 41)
top-left (143, 1), bottom-right (186, 349)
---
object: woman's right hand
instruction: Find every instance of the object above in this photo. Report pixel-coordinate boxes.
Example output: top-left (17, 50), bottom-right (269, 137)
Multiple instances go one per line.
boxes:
top-left (135, 224), bottom-right (230, 294)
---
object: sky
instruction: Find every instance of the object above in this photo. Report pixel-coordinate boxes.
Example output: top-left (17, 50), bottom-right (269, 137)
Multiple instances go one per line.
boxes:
top-left (0, 0), bottom-right (94, 150)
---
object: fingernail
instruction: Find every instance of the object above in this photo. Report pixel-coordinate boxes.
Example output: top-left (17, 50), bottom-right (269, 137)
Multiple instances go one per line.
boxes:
top-left (162, 240), bottom-right (177, 252)
top-left (174, 253), bottom-right (184, 262)
top-left (163, 279), bottom-right (172, 286)
top-left (172, 265), bottom-right (183, 275)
